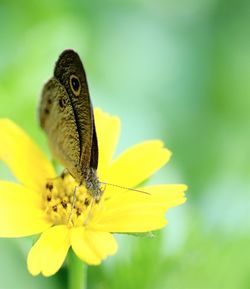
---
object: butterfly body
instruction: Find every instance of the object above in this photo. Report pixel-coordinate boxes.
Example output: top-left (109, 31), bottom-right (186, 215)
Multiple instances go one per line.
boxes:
top-left (39, 50), bottom-right (102, 200)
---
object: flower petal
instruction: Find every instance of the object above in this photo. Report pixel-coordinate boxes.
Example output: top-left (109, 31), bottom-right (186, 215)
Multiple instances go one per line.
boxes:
top-left (0, 119), bottom-right (56, 193)
top-left (94, 108), bottom-right (120, 174)
top-left (100, 140), bottom-right (171, 188)
top-left (71, 227), bottom-right (117, 265)
top-left (93, 212), bottom-right (168, 232)
top-left (91, 184), bottom-right (187, 233)
top-left (104, 184), bottom-right (187, 209)
top-left (27, 225), bottom-right (70, 276)
top-left (0, 181), bottom-right (52, 237)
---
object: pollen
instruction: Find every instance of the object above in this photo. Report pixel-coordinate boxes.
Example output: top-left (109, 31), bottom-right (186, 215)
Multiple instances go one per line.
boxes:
top-left (42, 173), bottom-right (102, 227)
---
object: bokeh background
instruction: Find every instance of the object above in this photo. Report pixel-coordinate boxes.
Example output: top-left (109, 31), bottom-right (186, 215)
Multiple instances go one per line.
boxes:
top-left (0, 0), bottom-right (250, 288)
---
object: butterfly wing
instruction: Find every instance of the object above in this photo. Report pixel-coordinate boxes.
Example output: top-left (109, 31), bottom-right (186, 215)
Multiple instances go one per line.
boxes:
top-left (53, 50), bottom-right (98, 179)
top-left (39, 77), bottom-right (83, 181)
top-left (90, 120), bottom-right (98, 170)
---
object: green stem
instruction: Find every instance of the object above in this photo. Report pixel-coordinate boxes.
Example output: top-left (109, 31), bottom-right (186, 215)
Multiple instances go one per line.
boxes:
top-left (68, 249), bottom-right (87, 289)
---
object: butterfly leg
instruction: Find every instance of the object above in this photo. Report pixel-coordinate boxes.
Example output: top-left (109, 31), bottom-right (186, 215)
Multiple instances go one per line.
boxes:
top-left (68, 185), bottom-right (79, 224)
top-left (83, 197), bottom-right (96, 226)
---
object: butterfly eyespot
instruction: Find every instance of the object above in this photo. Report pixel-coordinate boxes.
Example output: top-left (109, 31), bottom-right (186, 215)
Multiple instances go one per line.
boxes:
top-left (59, 97), bottom-right (66, 109)
top-left (70, 74), bottom-right (81, 96)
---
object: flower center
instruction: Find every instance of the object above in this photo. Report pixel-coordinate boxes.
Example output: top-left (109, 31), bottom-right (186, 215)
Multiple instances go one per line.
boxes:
top-left (42, 172), bottom-right (102, 227)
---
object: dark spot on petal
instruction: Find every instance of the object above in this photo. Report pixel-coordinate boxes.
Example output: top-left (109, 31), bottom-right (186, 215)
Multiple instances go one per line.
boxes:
top-left (84, 198), bottom-right (90, 206)
top-left (61, 200), bottom-right (67, 209)
top-left (52, 205), bottom-right (57, 212)
top-left (46, 182), bottom-right (53, 191)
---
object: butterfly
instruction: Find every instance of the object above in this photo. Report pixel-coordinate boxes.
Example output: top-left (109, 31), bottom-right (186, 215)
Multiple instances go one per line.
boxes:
top-left (39, 49), bottom-right (148, 211)
top-left (39, 49), bottom-right (102, 201)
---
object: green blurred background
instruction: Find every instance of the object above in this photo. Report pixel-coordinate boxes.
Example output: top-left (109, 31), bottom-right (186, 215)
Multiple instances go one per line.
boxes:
top-left (0, 0), bottom-right (250, 288)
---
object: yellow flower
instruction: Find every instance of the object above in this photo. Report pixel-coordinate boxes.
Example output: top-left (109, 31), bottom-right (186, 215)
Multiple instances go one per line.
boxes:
top-left (0, 108), bottom-right (187, 276)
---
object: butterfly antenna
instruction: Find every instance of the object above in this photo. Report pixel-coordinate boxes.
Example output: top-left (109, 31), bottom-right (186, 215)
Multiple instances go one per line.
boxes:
top-left (100, 182), bottom-right (151, 195)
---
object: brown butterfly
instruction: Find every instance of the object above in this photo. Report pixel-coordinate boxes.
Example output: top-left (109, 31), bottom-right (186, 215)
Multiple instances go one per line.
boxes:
top-left (39, 49), bottom-right (148, 209)
top-left (39, 50), bottom-right (102, 200)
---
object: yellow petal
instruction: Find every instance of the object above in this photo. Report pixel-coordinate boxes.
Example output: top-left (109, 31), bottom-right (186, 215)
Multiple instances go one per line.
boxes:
top-left (92, 212), bottom-right (168, 232)
top-left (0, 119), bottom-right (56, 193)
top-left (94, 108), bottom-right (120, 173)
top-left (71, 227), bottom-right (117, 265)
top-left (100, 140), bottom-right (171, 188)
top-left (0, 181), bottom-right (52, 237)
top-left (27, 225), bottom-right (70, 276)
top-left (91, 184), bottom-right (187, 233)
top-left (104, 184), bottom-right (187, 210)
